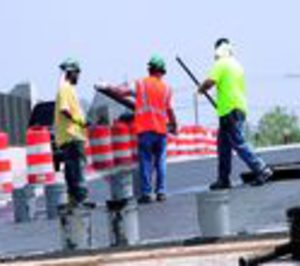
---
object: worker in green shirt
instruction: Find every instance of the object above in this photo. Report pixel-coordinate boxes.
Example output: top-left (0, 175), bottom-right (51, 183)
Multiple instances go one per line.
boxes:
top-left (199, 38), bottom-right (273, 190)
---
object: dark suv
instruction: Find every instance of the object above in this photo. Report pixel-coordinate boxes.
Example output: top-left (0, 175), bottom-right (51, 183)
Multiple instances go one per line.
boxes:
top-left (28, 101), bottom-right (63, 171)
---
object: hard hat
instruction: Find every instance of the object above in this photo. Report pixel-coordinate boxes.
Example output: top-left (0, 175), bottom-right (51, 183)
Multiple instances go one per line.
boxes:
top-left (59, 58), bottom-right (81, 72)
top-left (148, 55), bottom-right (166, 73)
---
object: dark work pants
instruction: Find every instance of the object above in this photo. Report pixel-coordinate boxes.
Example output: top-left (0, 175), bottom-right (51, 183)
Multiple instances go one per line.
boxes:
top-left (218, 109), bottom-right (266, 182)
top-left (61, 140), bottom-right (88, 203)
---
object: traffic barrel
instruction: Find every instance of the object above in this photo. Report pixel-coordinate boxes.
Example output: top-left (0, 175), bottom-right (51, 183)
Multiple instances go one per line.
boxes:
top-left (84, 137), bottom-right (94, 173)
top-left (111, 122), bottom-right (134, 168)
top-left (167, 134), bottom-right (178, 158)
top-left (0, 132), bottom-right (13, 193)
top-left (129, 123), bottom-right (138, 163)
top-left (26, 126), bottom-right (55, 184)
top-left (194, 126), bottom-right (211, 156)
top-left (89, 126), bottom-right (114, 171)
top-left (176, 126), bottom-right (197, 156)
top-left (204, 128), bottom-right (218, 155)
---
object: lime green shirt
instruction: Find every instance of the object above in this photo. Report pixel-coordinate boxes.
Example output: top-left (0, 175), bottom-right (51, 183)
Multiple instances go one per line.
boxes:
top-left (208, 57), bottom-right (248, 117)
top-left (54, 81), bottom-right (86, 146)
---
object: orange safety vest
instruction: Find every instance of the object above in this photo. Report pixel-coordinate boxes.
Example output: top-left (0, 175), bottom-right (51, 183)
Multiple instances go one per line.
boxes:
top-left (135, 76), bottom-right (171, 135)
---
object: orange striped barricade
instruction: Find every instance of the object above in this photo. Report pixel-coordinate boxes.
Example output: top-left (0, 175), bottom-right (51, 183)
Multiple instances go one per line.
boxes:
top-left (25, 127), bottom-right (56, 221)
top-left (176, 126), bottom-right (197, 159)
top-left (89, 126), bottom-right (114, 176)
top-left (167, 134), bottom-right (178, 161)
top-left (129, 124), bottom-right (138, 166)
top-left (84, 137), bottom-right (94, 174)
top-left (107, 122), bottom-right (139, 247)
top-left (194, 126), bottom-right (212, 156)
top-left (204, 128), bottom-right (218, 155)
top-left (110, 122), bottom-right (134, 200)
top-left (26, 126), bottom-right (55, 185)
top-left (0, 132), bottom-right (13, 194)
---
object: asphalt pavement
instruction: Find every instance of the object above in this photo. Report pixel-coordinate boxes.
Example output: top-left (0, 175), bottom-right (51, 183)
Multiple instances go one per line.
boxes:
top-left (0, 145), bottom-right (300, 257)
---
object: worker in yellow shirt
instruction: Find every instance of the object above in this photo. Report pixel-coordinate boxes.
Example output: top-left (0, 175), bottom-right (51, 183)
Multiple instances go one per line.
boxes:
top-left (54, 58), bottom-right (88, 205)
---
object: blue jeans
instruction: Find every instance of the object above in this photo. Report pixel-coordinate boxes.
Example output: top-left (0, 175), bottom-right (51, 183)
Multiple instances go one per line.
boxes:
top-left (218, 110), bottom-right (266, 182)
top-left (138, 132), bottom-right (167, 196)
top-left (61, 140), bottom-right (88, 203)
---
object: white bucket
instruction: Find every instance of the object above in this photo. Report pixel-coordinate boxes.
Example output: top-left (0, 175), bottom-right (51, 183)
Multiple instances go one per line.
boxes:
top-left (196, 190), bottom-right (230, 237)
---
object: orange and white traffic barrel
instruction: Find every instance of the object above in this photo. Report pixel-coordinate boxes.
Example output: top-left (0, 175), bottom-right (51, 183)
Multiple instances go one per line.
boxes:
top-left (176, 126), bottom-right (197, 156)
top-left (129, 123), bottom-right (138, 164)
top-left (89, 126), bottom-right (114, 171)
top-left (167, 134), bottom-right (178, 158)
top-left (111, 122), bottom-right (133, 168)
top-left (84, 137), bottom-right (94, 173)
top-left (0, 132), bottom-right (13, 193)
top-left (26, 126), bottom-right (55, 184)
top-left (194, 126), bottom-right (210, 156)
top-left (204, 128), bottom-right (218, 155)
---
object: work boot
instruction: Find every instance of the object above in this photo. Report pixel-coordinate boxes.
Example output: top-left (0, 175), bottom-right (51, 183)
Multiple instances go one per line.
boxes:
top-left (156, 193), bottom-right (167, 202)
top-left (209, 179), bottom-right (231, 190)
top-left (138, 194), bottom-right (153, 204)
top-left (251, 167), bottom-right (273, 186)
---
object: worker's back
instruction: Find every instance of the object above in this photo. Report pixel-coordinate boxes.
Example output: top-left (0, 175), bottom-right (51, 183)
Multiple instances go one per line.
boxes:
top-left (135, 76), bottom-right (171, 135)
top-left (209, 57), bottom-right (247, 117)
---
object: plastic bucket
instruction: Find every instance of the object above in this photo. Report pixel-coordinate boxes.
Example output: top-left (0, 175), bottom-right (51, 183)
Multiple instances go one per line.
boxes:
top-left (196, 190), bottom-right (230, 237)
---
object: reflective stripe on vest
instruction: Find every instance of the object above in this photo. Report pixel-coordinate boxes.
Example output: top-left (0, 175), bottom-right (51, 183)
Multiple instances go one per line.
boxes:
top-left (136, 80), bottom-right (169, 118)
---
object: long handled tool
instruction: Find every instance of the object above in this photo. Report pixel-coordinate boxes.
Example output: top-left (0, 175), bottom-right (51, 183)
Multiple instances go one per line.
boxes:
top-left (176, 56), bottom-right (217, 109)
top-left (94, 85), bottom-right (135, 110)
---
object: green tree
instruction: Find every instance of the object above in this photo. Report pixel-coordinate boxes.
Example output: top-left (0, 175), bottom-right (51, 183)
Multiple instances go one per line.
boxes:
top-left (253, 106), bottom-right (300, 147)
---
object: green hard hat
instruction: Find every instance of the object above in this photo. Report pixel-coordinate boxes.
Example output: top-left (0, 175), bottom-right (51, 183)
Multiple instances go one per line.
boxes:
top-left (59, 58), bottom-right (81, 72)
top-left (148, 55), bottom-right (166, 73)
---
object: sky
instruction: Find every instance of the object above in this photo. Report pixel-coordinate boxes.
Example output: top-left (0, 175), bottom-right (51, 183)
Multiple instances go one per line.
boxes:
top-left (0, 0), bottom-right (300, 126)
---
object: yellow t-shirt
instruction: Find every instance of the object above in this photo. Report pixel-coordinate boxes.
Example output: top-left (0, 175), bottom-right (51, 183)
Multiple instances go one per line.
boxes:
top-left (54, 81), bottom-right (86, 146)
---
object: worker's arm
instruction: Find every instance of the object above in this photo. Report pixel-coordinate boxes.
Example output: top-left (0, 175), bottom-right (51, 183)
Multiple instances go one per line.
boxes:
top-left (95, 82), bottom-right (135, 98)
top-left (166, 89), bottom-right (178, 134)
top-left (167, 108), bottom-right (178, 134)
top-left (61, 109), bottom-right (87, 128)
top-left (198, 79), bottom-right (215, 94)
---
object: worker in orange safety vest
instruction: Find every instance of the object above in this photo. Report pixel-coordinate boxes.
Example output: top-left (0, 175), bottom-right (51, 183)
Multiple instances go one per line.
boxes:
top-left (95, 55), bottom-right (177, 204)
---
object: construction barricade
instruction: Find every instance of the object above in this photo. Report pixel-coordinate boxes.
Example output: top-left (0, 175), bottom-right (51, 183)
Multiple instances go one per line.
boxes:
top-left (194, 126), bottom-right (217, 156)
top-left (106, 122), bottom-right (139, 247)
top-left (111, 122), bottom-right (134, 169)
top-left (0, 131), bottom-right (13, 193)
top-left (204, 128), bottom-right (218, 155)
top-left (84, 137), bottom-right (94, 174)
top-left (176, 126), bottom-right (198, 157)
top-left (167, 134), bottom-right (178, 159)
top-left (26, 126), bottom-right (55, 185)
top-left (89, 125), bottom-right (114, 174)
top-left (14, 126), bottom-right (59, 222)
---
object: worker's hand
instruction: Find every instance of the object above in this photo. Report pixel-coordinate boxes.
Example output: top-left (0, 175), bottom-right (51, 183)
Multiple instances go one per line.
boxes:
top-left (168, 122), bottom-right (178, 135)
top-left (198, 85), bottom-right (205, 94)
top-left (73, 117), bottom-right (89, 128)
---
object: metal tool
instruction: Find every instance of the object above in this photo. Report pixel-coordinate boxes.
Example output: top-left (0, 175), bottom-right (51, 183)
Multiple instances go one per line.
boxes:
top-left (176, 56), bottom-right (217, 109)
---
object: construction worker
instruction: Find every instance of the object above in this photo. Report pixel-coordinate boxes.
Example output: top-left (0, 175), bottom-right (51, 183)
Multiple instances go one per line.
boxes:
top-left (96, 55), bottom-right (177, 203)
top-left (54, 58), bottom-right (89, 205)
top-left (198, 38), bottom-right (273, 190)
